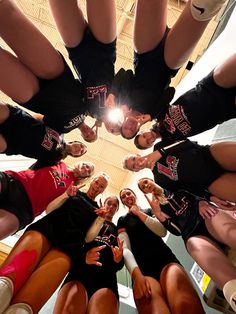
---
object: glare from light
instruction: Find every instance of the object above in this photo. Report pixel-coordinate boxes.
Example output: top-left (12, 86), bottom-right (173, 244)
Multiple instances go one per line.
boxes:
top-left (108, 108), bottom-right (124, 123)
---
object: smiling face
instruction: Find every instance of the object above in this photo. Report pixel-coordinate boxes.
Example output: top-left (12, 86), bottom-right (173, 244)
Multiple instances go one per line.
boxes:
top-left (104, 196), bottom-right (119, 220)
top-left (80, 124), bottom-right (97, 142)
top-left (121, 116), bottom-right (140, 139)
top-left (124, 155), bottom-right (146, 172)
top-left (120, 188), bottom-right (137, 208)
top-left (74, 162), bottom-right (95, 178)
top-left (135, 130), bottom-right (157, 149)
top-left (68, 141), bottom-right (87, 157)
top-left (138, 178), bottom-right (156, 194)
top-left (87, 175), bottom-right (108, 199)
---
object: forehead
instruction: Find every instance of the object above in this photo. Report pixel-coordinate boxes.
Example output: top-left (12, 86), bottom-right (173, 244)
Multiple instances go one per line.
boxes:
top-left (94, 176), bottom-right (108, 185)
top-left (121, 189), bottom-right (134, 196)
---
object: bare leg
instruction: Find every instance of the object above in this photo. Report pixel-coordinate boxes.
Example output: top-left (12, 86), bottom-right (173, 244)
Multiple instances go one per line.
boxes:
top-left (48, 0), bottom-right (86, 47)
top-left (0, 231), bottom-right (51, 294)
top-left (165, 1), bottom-right (208, 69)
top-left (134, 276), bottom-right (171, 314)
top-left (186, 236), bottom-right (236, 288)
top-left (210, 142), bottom-right (236, 171)
top-left (0, 209), bottom-right (20, 240)
top-left (133, 0), bottom-right (168, 53)
top-left (205, 210), bottom-right (236, 250)
top-left (0, 0), bottom-right (63, 79)
top-left (53, 281), bottom-right (88, 314)
top-left (160, 263), bottom-right (205, 314)
top-left (0, 48), bottom-right (39, 102)
top-left (0, 103), bottom-right (9, 152)
top-left (12, 248), bottom-right (71, 314)
top-left (87, 288), bottom-right (119, 314)
top-left (86, 0), bottom-right (116, 44)
top-left (213, 53), bottom-right (236, 88)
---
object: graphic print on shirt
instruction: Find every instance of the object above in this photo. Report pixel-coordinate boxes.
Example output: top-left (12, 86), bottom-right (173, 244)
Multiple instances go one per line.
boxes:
top-left (164, 105), bottom-right (191, 136)
top-left (64, 114), bottom-right (85, 131)
top-left (87, 85), bottom-right (108, 108)
top-left (157, 156), bottom-right (179, 181)
top-left (42, 127), bottom-right (61, 151)
top-left (168, 193), bottom-right (190, 216)
top-left (96, 223), bottom-right (116, 248)
top-left (49, 168), bottom-right (70, 188)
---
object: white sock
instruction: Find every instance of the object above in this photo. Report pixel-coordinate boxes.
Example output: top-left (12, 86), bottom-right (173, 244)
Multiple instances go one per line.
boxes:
top-left (4, 303), bottom-right (33, 314)
top-left (223, 279), bottom-right (236, 312)
top-left (191, 0), bottom-right (227, 21)
top-left (0, 276), bottom-right (13, 314)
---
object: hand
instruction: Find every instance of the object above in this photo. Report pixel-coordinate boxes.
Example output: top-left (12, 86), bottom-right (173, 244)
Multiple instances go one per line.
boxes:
top-left (66, 182), bottom-right (84, 197)
top-left (86, 245), bottom-right (106, 266)
top-left (132, 269), bottom-right (151, 299)
top-left (129, 205), bottom-right (141, 217)
top-left (145, 193), bottom-right (166, 222)
top-left (199, 200), bottom-right (219, 219)
top-left (111, 237), bottom-right (124, 263)
top-left (94, 199), bottom-right (108, 219)
top-left (210, 196), bottom-right (236, 212)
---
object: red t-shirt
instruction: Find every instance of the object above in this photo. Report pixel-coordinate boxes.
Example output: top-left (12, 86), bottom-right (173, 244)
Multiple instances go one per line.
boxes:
top-left (6, 161), bottom-right (75, 218)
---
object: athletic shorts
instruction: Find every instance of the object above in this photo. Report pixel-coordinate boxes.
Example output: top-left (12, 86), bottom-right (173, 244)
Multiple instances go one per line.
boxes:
top-left (200, 145), bottom-right (225, 188)
top-left (0, 172), bottom-right (33, 230)
top-left (21, 55), bottom-right (86, 133)
top-left (25, 200), bottom-right (97, 258)
top-left (66, 27), bottom-right (116, 119)
top-left (183, 218), bottom-right (226, 251)
top-left (62, 270), bottom-right (119, 300)
top-left (168, 72), bottom-right (236, 139)
top-left (131, 27), bottom-right (178, 118)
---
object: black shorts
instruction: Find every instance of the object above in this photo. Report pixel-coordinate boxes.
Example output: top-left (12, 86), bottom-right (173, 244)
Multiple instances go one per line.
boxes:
top-left (170, 72), bottom-right (236, 138)
top-left (62, 270), bottom-right (119, 300)
top-left (0, 172), bottom-right (33, 230)
top-left (25, 199), bottom-right (98, 258)
top-left (21, 55), bottom-right (86, 133)
top-left (200, 145), bottom-right (225, 188)
top-left (131, 27), bottom-right (178, 118)
top-left (183, 218), bottom-right (225, 251)
top-left (66, 27), bottom-right (116, 119)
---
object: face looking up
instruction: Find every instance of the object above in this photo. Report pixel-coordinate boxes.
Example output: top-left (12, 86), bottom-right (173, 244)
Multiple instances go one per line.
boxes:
top-left (135, 130), bottom-right (157, 149)
top-left (87, 174), bottom-right (109, 199)
top-left (74, 162), bottom-right (95, 178)
top-left (120, 188), bottom-right (137, 208)
top-left (124, 155), bottom-right (146, 172)
top-left (68, 141), bottom-right (87, 157)
top-left (104, 196), bottom-right (119, 220)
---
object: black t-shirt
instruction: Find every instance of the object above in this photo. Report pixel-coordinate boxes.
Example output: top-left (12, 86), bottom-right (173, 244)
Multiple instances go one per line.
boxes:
top-left (159, 72), bottom-right (236, 140)
top-left (161, 189), bottom-right (203, 241)
top-left (0, 105), bottom-right (64, 163)
top-left (117, 209), bottom-right (179, 280)
top-left (153, 140), bottom-right (223, 196)
top-left (27, 191), bottom-right (98, 258)
top-left (66, 28), bottom-right (116, 120)
top-left (21, 61), bottom-right (87, 133)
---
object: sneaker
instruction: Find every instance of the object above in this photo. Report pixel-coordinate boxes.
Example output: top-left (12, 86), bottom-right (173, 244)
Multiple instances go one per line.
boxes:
top-left (4, 303), bottom-right (33, 314)
top-left (0, 277), bottom-right (13, 314)
top-left (191, 0), bottom-right (227, 21)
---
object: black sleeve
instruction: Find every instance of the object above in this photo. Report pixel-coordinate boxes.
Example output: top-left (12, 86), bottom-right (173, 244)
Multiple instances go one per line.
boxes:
top-left (154, 139), bottom-right (198, 157)
top-left (161, 219), bottom-right (182, 236)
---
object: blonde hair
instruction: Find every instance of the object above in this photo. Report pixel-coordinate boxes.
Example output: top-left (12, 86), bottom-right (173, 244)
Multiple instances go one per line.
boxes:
top-left (138, 178), bottom-right (168, 205)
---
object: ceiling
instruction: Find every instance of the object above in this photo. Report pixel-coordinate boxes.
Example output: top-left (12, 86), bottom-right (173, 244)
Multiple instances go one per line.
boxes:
top-left (0, 0), bottom-right (225, 198)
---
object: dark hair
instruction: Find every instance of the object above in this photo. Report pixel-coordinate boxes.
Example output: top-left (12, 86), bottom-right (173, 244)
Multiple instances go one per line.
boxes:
top-left (134, 134), bottom-right (146, 150)
top-left (119, 188), bottom-right (137, 204)
top-left (104, 196), bottom-right (120, 209)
